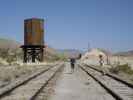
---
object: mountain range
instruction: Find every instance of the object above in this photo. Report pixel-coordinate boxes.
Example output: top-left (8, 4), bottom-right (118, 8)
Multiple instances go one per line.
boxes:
top-left (0, 37), bottom-right (133, 57)
top-left (0, 38), bottom-right (20, 50)
top-left (114, 50), bottom-right (133, 56)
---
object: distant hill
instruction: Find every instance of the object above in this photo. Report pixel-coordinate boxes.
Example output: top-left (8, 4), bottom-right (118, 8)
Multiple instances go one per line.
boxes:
top-left (58, 49), bottom-right (83, 53)
top-left (81, 48), bottom-right (112, 60)
top-left (0, 38), bottom-right (66, 62)
top-left (114, 50), bottom-right (133, 56)
top-left (96, 48), bottom-right (112, 56)
top-left (45, 46), bottom-right (58, 57)
top-left (0, 38), bottom-right (20, 50)
top-left (57, 49), bottom-right (83, 58)
top-left (83, 48), bottom-right (106, 57)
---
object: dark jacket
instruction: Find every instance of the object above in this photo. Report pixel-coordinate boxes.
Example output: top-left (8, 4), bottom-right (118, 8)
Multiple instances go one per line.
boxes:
top-left (70, 58), bottom-right (75, 64)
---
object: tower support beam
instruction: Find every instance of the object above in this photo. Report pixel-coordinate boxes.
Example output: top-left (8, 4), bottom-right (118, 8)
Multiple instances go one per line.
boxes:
top-left (21, 45), bottom-right (44, 63)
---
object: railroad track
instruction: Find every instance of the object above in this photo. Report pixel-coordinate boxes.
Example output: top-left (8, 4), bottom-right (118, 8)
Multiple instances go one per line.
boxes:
top-left (84, 64), bottom-right (133, 88)
top-left (0, 63), bottom-right (64, 100)
top-left (79, 64), bottom-right (133, 100)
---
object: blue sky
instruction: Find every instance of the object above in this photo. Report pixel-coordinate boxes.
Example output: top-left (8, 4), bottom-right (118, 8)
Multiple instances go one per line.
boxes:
top-left (0, 0), bottom-right (132, 52)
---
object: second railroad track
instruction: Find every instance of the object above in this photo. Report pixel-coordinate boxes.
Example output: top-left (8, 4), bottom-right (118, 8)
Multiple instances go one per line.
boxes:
top-left (79, 63), bottom-right (133, 100)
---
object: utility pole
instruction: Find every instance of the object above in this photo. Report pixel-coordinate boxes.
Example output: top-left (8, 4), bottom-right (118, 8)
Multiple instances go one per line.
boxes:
top-left (88, 42), bottom-right (90, 52)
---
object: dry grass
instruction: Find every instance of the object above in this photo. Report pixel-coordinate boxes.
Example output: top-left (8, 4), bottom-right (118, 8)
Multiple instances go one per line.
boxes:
top-left (82, 58), bottom-right (133, 84)
top-left (0, 64), bottom-right (50, 84)
top-left (109, 63), bottom-right (133, 75)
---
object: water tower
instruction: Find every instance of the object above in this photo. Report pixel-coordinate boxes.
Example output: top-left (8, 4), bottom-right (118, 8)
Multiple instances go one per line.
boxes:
top-left (21, 18), bottom-right (45, 63)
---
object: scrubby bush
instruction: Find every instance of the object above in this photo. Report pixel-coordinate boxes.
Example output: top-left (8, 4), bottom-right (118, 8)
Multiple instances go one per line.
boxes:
top-left (109, 66), bottom-right (119, 74)
top-left (109, 63), bottom-right (133, 75)
top-left (0, 48), bottom-right (23, 65)
top-left (6, 55), bottom-right (16, 65)
top-left (0, 65), bottom-right (49, 84)
top-left (0, 48), bottom-right (9, 59)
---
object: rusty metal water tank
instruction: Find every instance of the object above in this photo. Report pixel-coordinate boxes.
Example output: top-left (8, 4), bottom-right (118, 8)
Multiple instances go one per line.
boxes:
top-left (24, 18), bottom-right (44, 46)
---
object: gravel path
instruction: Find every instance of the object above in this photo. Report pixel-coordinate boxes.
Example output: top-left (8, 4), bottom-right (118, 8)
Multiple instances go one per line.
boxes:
top-left (48, 63), bottom-right (115, 100)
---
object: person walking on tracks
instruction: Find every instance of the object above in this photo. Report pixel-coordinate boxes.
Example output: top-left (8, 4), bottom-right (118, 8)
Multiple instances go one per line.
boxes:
top-left (99, 54), bottom-right (105, 75)
top-left (99, 54), bottom-right (104, 66)
top-left (70, 58), bottom-right (76, 73)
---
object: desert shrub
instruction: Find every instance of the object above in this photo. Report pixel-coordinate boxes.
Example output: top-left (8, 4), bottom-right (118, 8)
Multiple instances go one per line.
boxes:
top-left (0, 65), bottom-right (47, 84)
top-left (109, 66), bottom-right (119, 74)
top-left (0, 48), bottom-right (9, 59)
top-left (6, 55), bottom-right (15, 64)
top-left (109, 63), bottom-right (133, 75)
top-left (0, 48), bottom-right (23, 65)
